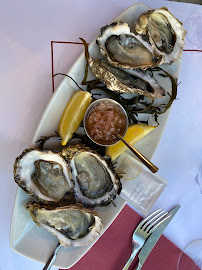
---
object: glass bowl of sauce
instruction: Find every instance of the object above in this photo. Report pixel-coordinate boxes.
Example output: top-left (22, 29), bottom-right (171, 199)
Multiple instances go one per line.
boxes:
top-left (84, 98), bottom-right (128, 146)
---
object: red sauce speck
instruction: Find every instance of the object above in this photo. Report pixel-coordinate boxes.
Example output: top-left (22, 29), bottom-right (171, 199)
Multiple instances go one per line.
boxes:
top-left (86, 101), bottom-right (127, 145)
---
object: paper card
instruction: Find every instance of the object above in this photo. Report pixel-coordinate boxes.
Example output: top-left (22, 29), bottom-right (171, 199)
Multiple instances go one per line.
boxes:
top-left (116, 153), bottom-right (168, 216)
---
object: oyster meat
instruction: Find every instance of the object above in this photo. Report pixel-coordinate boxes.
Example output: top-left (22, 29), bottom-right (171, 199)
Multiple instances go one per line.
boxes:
top-left (134, 7), bottom-right (186, 64)
top-left (25, 202), bottom-right (103, 247)
top-left (14, 149), bottom-right (73, 203)
top-left (96, 21), bottom-right (163, 69)
top-left (62, 145), bottom-right (122, 207)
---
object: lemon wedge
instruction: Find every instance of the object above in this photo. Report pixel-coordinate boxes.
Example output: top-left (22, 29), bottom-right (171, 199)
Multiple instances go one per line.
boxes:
top-left (105, 124), bottom-right (156, 160)
top-left (59, 90), bottom-right (92, 146)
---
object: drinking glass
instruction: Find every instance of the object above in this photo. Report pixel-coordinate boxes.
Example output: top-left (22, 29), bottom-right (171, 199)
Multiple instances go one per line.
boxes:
top-left (177, 240), bottom-right (202, 270)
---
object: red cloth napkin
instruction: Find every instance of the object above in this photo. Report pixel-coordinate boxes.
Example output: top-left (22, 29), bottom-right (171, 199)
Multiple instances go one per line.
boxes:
top-left (62, 205), bottom-right (199, 270)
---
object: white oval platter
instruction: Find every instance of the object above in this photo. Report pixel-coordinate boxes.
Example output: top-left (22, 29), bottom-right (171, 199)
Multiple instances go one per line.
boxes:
top-left (10, 2), bottom-right (182, 269)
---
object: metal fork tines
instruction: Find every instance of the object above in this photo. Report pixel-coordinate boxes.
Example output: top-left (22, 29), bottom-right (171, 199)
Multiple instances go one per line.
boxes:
top-left (122, 209), bottom-right (171, 270)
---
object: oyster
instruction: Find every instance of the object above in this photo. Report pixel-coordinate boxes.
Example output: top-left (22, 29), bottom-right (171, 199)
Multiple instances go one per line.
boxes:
top-left (96, 21), bottom-right (163, 69)
top-left (134, 7), bottom-right (186, 64)
top-left (62, 145), bottom-right (122, 207)
top-left (88, 57), bottom-right (165, 99)
top-left (14, 149), bottom-right (73, 203)
top-left (25, 202), bottom-right (103, 247)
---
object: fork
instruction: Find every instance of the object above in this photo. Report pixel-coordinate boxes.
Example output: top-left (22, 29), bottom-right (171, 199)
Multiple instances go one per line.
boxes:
top-left (122, 209), bottom-right (171, 270)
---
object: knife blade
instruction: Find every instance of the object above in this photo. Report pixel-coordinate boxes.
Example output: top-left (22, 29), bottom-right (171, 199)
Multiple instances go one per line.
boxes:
top-left (136, 205), bottom-right (180, 270)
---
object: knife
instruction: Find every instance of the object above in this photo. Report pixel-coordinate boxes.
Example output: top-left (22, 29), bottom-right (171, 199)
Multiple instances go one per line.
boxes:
top-left (136, 205), bottom-right (180, 270)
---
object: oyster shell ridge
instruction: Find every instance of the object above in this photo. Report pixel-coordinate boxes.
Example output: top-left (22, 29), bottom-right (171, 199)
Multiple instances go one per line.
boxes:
top-left (14, 148), bottom-right (74, 204)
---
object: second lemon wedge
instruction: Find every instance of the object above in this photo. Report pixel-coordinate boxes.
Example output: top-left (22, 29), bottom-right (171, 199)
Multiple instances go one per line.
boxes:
top-left (59, 90), bottom-right (92, 146)
top-left (105, 124), bottom-right (156, 160)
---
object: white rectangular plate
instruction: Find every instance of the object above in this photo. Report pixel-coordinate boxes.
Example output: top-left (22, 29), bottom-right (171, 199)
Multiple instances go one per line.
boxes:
top-left (10, 2), bottom-right (182, 269)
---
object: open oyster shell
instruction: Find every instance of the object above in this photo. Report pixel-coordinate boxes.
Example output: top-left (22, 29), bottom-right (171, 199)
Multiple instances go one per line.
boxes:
top-left (14, 149), bottom-right (73, 203)
top-left (25, 202), bottom-right (103, 247)
top-left (62, 145), bottom-right (122, 207)
top-left (96, 21), bottom-right (163, 69)
top-left (134, 7), bottom-right (186, 64)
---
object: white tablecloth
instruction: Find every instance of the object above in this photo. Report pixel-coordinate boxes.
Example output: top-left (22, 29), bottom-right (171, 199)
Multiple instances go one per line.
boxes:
top-left (1, 0), bottom-right (202, 269)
